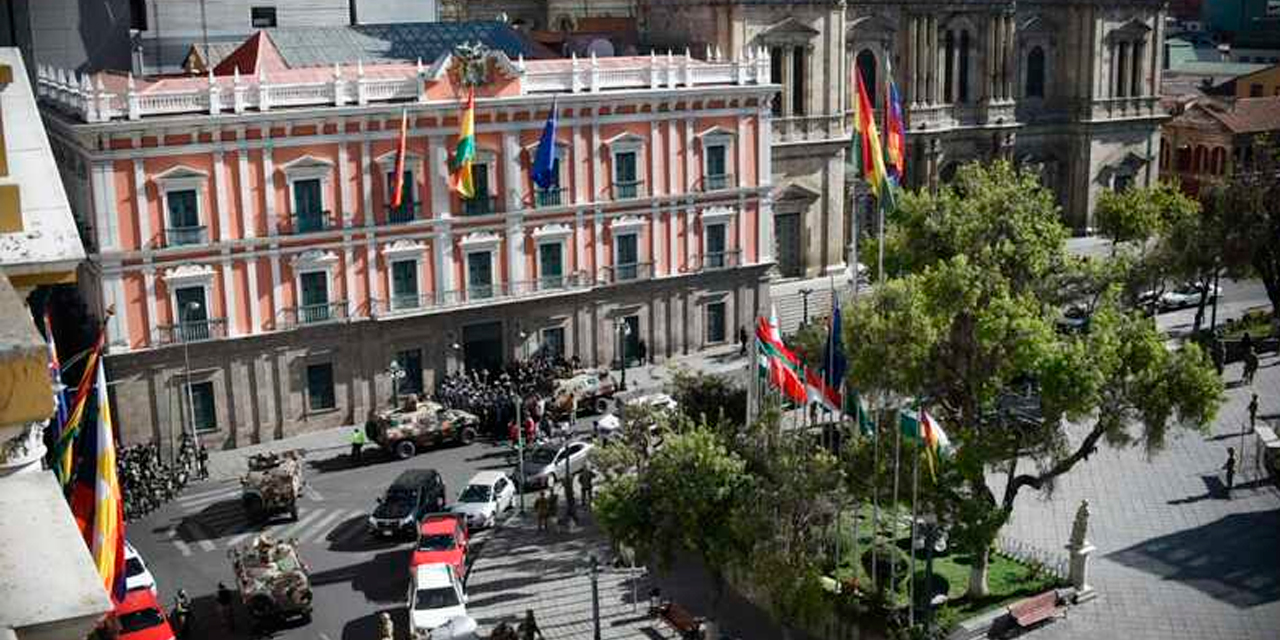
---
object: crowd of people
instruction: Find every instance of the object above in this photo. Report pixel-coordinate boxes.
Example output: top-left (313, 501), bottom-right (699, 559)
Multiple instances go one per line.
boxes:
top-left (433, 354), bottom-right (581, 438)
top-left (119, 433), bottom-right (207, 521)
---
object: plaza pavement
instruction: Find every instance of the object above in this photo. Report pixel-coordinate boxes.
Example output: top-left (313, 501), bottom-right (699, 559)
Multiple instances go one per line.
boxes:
top-left (995, 350), bottom-right (1280, 640)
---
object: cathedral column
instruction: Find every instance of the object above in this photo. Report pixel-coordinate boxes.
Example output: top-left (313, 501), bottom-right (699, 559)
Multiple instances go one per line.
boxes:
top-left (1004, 15), bottom-right (1016, 100)
top-left (950, 30), bottom-right (961, 103)
top-left (781, 47), bottom-right (794, 117)
top-left (995, 17), bottom-right (1006, 100)
top-left (986, 16), bottom-right (997, 102)
top-left (1131, 40), bottom-right (1144, 98)
top-left (907, 16), bottom-right (919, 106)
top-left (929, 16), bottom-right (941, 105)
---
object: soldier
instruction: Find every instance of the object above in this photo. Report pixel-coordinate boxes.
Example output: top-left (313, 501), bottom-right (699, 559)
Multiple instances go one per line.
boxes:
top-left (216, 581), bottom-right (234, 630)
top-left (350, 426), bottom-right (367, 466)
top-left (1223, 447), bottom-right (1237, 498)
top-left (580, 466), bottom-right (594, 506)
top-left (534, 491), bottom-right (549, 531)
top-left (518, 609), bottom-right (545, 640)
top-left (1250, 393), bottom-right (1260, 431)
top-left (172, 589), bottom-right (193, 639)
top-left (378, 611), bottom-right (394, 640)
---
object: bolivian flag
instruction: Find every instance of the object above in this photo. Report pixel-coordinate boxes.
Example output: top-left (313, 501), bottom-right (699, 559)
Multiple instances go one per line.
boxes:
top-left (853, 66), bottom-right (894, 209)
top-left (449, 88), bottom-right (476, 199)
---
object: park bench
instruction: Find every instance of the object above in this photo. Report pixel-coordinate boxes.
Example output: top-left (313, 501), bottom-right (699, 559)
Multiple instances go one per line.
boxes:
top-left (1005, 590), bottom-right (1066, 632)
top-left (651, 600), bottom-right (703, 640)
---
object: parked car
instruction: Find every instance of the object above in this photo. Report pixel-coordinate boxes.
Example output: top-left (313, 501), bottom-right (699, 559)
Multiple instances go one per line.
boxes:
top-left (124, 541), bottom-right (157, 596)
top-left (368, 469), bottom-right (446, 538)
top-left (1055, 304), bottom-right (1091, 335)
top-left (520, 441), bottom-right (594, 490)
top-left (113, 588), bottom-right (176, 640)
top-left (451, 471), bottom-right (516, 529)
top-left (1158, 281), bottom-right (1221, 311)
top-left (846, 261), bottom-right (871, 289)
top-left (411, 513), bottom-right (469, 581)
top-left (409, 563), bottom-right (469, 637)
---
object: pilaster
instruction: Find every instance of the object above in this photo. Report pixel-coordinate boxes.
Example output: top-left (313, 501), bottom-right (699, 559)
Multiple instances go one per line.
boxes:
top-left (262, 143), bottom-right (276, 235)
top-left (142, 265), bottom-right (158, 345)
top-left (132, 159), bottom-right (151, 249)
top-left (269, 252), bottom-right (281, 329)
top-left (246, 256), bottom-right (261, 334)
top-left (219, 258), bottom-right (236, 337)
top-left (213, 150), bottom-right (231, 242)
top-left (91, 161), bottom-right (119, 251)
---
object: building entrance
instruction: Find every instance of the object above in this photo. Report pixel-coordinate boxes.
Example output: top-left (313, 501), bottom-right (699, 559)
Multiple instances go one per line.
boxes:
top-left (462, 321), bottom-right (504, 374)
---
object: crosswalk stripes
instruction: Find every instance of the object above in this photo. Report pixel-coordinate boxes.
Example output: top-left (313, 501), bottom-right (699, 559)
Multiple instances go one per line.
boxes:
top-left (180, 520), bottom-right (217, 552)
top-left (271, 508), bottom-right (327, 540)
top-left (166, 526), bottom-right (192, 558)
top-left (299, 509), bottom-right (347, 543)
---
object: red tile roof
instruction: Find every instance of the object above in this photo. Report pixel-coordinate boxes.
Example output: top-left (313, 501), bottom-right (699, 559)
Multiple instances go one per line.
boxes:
top-left (1205, 96), bottom-right (1280, 134)
top-left (213, 31), bottom-right (290, 77)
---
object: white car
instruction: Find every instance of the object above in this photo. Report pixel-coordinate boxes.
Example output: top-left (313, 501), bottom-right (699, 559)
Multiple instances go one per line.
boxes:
top-left (123, 542), bottom-right (157, 596)
top-left (451, 471), bottom-right (516, 529)
top-left (594, 413), bottom-right (622, 441)
top-left (1158, 282), bottom-right (1221, 311)
top-left (409, 563), bottom-right (468, 637)
top-left (626, 392), bottom-right (678, 413)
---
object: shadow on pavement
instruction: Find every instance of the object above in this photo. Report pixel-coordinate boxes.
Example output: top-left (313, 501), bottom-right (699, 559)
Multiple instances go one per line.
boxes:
top-left (310, 548), bottom-right (411, 604)
top-left (175, 498), bottom-right (266, 541)
top-left (1167, 474), bottom-right (1228, 504)
top-left (325, 514), bottom-right (402, 553)
top-left (1107, 508), bottom-right (1280, 608)
top-left (465, 590), bottom-right (537, 610)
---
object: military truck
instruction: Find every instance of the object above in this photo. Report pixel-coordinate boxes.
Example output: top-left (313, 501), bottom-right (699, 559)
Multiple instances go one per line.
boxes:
top-left (240, 449), bottom-right (305, 522)
top-left (366, 395), bottom-right (480, 459)
top-left (549, 370), bottom-right (617, 417)
top-left (229, 534), bottom-right (313, 624)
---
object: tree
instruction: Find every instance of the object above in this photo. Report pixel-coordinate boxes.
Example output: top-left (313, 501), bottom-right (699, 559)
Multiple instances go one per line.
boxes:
top-left (847, 161), bottom-right (1223, 597)
top-left (1207, 137), bottom-right (1280, 320)
top-left (670, 368), bottom-right (748, 429)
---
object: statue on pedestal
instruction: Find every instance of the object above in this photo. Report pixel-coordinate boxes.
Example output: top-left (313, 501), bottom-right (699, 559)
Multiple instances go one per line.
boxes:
top-left (1070, 499), bottom-right (1091, 550)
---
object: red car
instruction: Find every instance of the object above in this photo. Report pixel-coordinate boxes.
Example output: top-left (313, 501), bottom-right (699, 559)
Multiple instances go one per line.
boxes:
top-left (410, 513), bottom-right (469, 581)
top-left (110, 589), bottom-right (175, 640)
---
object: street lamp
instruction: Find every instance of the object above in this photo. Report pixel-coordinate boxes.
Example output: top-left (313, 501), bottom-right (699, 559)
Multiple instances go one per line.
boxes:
top-left (518, 329), bottom-right (529, 362)
top-left (180, 301), bottom-right (203, 459)
top-left (799, 288), bottom-right (814, 327)
top-left (387, 359), bottom-right (405, 407)
top-left (616, 318), bottom-right (631, 391)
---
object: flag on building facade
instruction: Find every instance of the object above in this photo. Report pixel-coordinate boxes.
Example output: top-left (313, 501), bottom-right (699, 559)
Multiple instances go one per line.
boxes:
top-left (884, 60), bottom-right (907, 182)
top-left (853, 66), bottom-right (894, 206)
top-left (449, 88), bottom-right (477, 199)
top-left (52, 329), bottom-right (105, 486)
top-left (391, 108), bottom-right (409, 209)
top-left (531, 96), bottom-right (560, 189)
top-left (69, 358), bottom-right (126, 602)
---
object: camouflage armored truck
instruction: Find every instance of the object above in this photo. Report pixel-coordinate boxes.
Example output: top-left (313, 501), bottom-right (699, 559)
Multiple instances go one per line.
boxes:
top-left (549, 370), bottom-right (617, 417)
top-left (365, 395), bottom-right (479, 459)
top-left (229, 534), bottom-right (313, 623)
top-left (240, 449), bottom-right (305, 522)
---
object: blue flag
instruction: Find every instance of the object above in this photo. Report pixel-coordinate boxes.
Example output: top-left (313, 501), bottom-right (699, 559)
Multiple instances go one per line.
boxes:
top-left (531, 96), bottom-right (559, 189)
top-left (821, 298), bottom-right (847, 409)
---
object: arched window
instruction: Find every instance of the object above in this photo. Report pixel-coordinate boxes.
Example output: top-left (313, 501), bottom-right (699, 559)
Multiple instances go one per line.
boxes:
top-left (1160, 140), bottom-right (1170, 170)
top-left (959, 30), bottom-right (972, 103)
top-left (943, 30), bottom-right (956, 102)
top-left (857, 49), bottom-right (877, 106)
top-left (1193, 146), bottom-right (1207, 173)
top-left (1177, 146), bottom-right (1192, 172)
top-left (1026, 46), bottom-right (1046, 98)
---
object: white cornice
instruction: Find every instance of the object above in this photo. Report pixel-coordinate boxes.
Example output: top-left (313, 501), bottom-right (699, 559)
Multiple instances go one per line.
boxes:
top-left (532, 222), bottom-right (573, 240)
top-left (381, 238), bottom-right (426, 259)
top-left (611, 215), bottom-right (646, 231)
top-left (460, 230), bottom-right (502, 249)
top-left (291, 249), bottom-right (339, 269)
top-left (162, 262), bottom-right (215, 285)
top-left (700, 205), bottom-right (735, 224)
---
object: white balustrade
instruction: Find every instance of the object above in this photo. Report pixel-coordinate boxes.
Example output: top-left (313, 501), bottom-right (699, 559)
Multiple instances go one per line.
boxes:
top-left (36, 55), bottom-right (770, 122)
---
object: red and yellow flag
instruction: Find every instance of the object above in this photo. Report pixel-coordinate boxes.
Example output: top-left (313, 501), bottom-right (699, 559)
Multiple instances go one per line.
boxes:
top-left (391, 109), bottom-right (409, 209)
top-left (449, 88), bottom-right (476, 199)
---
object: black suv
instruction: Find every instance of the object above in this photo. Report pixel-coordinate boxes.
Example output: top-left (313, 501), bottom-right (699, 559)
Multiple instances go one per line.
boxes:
top-left (367, 469), bottom-right (446, 538)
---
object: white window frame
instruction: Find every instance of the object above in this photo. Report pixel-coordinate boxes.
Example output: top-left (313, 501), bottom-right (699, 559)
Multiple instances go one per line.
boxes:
top-left (375, 150), bottom-right (423, 216)
top-left (280, 155), bottom-right (335, 219)
top-left (700, 205), bottom-right (735, 265)
top-left (382, 239), bottom-right (425, 311)
top-left (696, 127), bottom-right (735, 191)
top-left (523, 140), bottom-right (571, 206)
top-left (611, 215), bottom-right (645, 278)
top-left (705, 299), bottom-right (729, 345)
top-left (291, 249), bottom-right (339, 312)
top-left (155, 166), bottom-right (209, 245)
top-left (460, 231), bottom-right (502, 298)
top-left (604, 133), bottom-right (645, 199)
top-left (185, 380), bottom-right (219, 433)
top-left (472, 149), bottom-right (500, 198)
top-left (533, 223), bottom-right (572, 289)
top-left (162, 263), bottom-right (216, 327)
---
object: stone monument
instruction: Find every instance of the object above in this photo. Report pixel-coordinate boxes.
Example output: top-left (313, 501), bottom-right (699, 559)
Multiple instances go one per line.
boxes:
top-left (1066, 499), bottom-right (1096, 603)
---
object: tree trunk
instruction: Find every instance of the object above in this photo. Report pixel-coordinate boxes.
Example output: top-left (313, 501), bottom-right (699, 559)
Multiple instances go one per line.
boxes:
top-left (967, 546), bottom-right (991, 598)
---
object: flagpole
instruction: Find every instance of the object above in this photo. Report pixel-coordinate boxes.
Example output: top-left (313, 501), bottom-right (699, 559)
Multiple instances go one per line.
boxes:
top-left (870, 392), bottom-right (881, 591)
top-left (909, 437), bottom-right (920, 628)
top-left (890, 404), bottom-right (902, 598)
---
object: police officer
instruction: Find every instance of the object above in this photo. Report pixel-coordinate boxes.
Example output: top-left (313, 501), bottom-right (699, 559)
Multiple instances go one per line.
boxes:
top-left (215, 581), bottom-right (234, 629)
top-left (350, 426), bottom-right (367, 466)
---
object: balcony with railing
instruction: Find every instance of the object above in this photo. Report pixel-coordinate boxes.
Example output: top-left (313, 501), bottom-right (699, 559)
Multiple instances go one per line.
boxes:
top-left (284, 210), bottom-right (339, 235)
top-left (612, 180), bottom-right (644, 200)
top-left (155, 318), bottom-right (227, 345)
top-left (534, 188), bottom-right (567, 208)
top-left (687, 249), bottom-right (742, 272)
top-left (278, 301), bottom-right (348, 328)
top-left (386, 202), bottom-right (422, 225)
top-left (599, 262), bottom-right (654, 285)
top-left (701, 174), bottom-right (735, 192)
top-left (462, 196), bottom-right (498, 216)
top-left (164, 225), bottom-right (208, 247)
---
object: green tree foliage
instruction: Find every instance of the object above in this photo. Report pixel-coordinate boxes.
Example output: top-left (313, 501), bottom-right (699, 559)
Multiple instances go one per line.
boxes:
top-left (670, 368), bottom-right (748, 429)
top-left (848, 161), bottom-right (1223, 597)
top-left (1204, 137), bottom-right (1280, 319)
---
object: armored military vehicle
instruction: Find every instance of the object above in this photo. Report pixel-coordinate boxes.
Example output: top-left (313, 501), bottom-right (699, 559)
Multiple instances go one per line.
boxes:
top-left (228, 534), bottom-right (313, 624)
top-left (240, 449), bottom-right (305, 522)
top-left (366, 395), bottom-right (479, 459)
top-left (549, 370), bottom-right (617, 417)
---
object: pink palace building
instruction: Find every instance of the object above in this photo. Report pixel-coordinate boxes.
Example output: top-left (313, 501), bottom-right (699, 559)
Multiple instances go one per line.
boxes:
top-left (37, 36), bottom-right (778, 449)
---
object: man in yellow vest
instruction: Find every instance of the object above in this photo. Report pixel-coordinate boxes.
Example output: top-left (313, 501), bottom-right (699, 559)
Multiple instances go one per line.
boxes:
top-left (351, 426), bottom-right (367, 466)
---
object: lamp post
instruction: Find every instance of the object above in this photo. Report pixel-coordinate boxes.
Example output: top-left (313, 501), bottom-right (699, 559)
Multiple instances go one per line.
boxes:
top-left (616, 318), bottom-right (631, 391)
top-left (450, 341), bottom-right (462, 375)
top-left (387, 359), bottom-right (405, 407)
top-left (518, 329), bottom-right (529, 362)
top-left (180, 301), bottom-right (202, 457)
top-left (799, 288), bottom-right (814, 327)
top-left (515, 388), bottom-right (526, 515)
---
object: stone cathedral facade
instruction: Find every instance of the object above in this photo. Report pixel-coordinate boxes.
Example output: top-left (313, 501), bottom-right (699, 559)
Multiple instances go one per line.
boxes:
top-left (453, 0), bottom-right (1169, 277)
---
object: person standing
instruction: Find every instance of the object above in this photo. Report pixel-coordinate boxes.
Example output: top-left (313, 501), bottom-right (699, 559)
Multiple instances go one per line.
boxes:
top-left (534, 491), bottom-right (549, 531)
top-left (580, 466), bottom-right (594, 506)
top-left (518, 609), bottom-right (545, 640)
top-left (1223, 447), bottom-right (1237, 498)
top-left (377, 611), bottom-right (395, 640)
top-left (637, 338), bottom-right (648, 366)
top-left (215, 582), bottom-right (234, 630)
top-left (1249, 393), bottom-right (1259, 430)
top-left (350, 426), bottom-right (367, 466)
top-left (172, 589), bottom-right (192, 639)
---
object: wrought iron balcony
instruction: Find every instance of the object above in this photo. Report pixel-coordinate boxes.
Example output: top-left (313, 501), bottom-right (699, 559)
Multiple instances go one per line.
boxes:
top-left (165, 225), bottom-right (207, 247)
top-left (534, 188), bottom-right (566, 208)
top-left (156, 318), bottom-right (227, 345)
top-left (703, 174), bottom-right (734, 192)
top-left (286, 210), bottom-right (338, 235)
top-left (386, 202), bottom-right (422, 225)
top-left (599, 262), bottom-right (654, 285)
top-left (462, 195), bottom-right (498, 216)
top-left (279, 301), bottom-right (348, 328)
top-left (612, 180), bottom-right (644, 200)
top-left (688, 249), bottom-right (742, 272)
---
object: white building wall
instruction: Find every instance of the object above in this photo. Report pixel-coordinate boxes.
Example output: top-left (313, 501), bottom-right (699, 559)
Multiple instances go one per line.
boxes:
top-left (141, 0), bottom-right (351, 39)
top-left (351, 0), bottom-right (438, 24)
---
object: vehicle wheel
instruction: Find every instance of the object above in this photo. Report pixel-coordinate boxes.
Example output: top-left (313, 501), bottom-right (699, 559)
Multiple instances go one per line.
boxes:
top-left (459, 427), bottom-right (477, 445)
top-left (247, 594), bottom-right (276, 620)
top-left (242, 494), bottom-right (266, 522)
top-left (394, 440), bottom-right (416, 459)
top-left (594, 398), bottom-right (609, 414)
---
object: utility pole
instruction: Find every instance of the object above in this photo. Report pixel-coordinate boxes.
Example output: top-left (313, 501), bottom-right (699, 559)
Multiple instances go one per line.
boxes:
top-left (590, 554), bottom-right (601, 640)
top-left (799, 288), bottom-right (814, 326)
